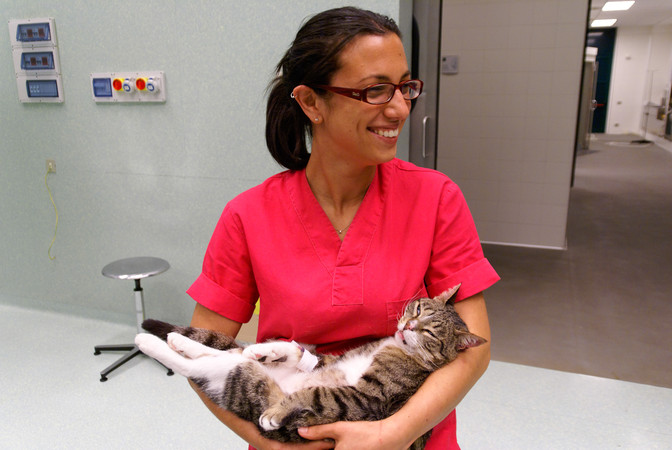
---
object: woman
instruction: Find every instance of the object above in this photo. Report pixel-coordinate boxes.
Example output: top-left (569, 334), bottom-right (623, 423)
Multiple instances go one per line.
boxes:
top-left (186, 7), bottom-right (499, 449)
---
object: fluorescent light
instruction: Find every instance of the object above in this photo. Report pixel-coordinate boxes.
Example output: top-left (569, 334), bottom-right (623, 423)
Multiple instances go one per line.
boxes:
top-left (591, 19), bottom-right (618, 27)
top-left (602, 1), bottom-right (634, 12)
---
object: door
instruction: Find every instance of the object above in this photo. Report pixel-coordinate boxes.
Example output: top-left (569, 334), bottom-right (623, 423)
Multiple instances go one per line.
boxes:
top-left (409, 0), bottom-right (441, 169)
top-left (577, 50), bottom-right (598, 151)
top-left (666, 81), bottom-right (672, 140)
top-left (586, 27), bottom-right (616, 133)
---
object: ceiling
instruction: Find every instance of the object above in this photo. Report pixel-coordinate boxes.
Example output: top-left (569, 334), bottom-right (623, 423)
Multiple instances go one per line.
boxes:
top-left (590, 0), bottom-right (672, 27)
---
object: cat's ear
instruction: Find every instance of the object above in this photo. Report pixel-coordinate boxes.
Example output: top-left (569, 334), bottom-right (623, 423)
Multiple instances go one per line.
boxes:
top-left (455, 330), bottom-right (487, 351)
top-left (435, 284), bottom-right (461, 305)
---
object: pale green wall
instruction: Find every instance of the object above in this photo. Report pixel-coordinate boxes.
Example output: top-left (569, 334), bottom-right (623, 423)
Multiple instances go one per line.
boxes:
top-left (0, 0), bottom-right (408, 325)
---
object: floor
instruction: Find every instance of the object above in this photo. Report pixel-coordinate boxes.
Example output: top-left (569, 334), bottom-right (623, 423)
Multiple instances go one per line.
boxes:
top-left (3, 133), bottom-right (672, 448)
top-left (483, 133), bottom-right (672, 389)
top-left (2, 302), bottom-right (671, 449)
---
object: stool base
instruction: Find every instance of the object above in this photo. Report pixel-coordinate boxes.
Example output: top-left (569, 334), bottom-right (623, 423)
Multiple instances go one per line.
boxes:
top-left (94, 344), bottom-right (174, 382)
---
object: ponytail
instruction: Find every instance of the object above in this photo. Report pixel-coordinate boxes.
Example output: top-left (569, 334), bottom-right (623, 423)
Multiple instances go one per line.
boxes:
top-left (265, 7), bottom-right (401, 170)
top-left (265, 74), bottom-right (311, 171)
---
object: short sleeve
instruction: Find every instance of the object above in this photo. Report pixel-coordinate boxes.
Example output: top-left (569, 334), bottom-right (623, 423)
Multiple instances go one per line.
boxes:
top-left (425, 182), bottom-right (499, 301)
top-left (186, 204), bottom-right (259, 323)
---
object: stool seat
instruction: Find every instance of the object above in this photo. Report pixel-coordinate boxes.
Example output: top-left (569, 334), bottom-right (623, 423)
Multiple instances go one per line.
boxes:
top-left (102, 256), bottom-right (170, 280)
top-left (94, 256), bottom-right (172, 382)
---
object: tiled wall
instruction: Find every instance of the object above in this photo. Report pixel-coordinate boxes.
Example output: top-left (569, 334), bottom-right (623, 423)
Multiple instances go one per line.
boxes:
top-left (437, 0), bottom-right (588, 248)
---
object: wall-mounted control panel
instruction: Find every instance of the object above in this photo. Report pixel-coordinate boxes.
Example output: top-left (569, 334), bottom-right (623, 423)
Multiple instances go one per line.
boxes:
top-left (13, 21), bottom-right (54, 44)
top-left (8, 18), bottom-right (64, 103)
top-left (90, 71), bottom-right (166, 103)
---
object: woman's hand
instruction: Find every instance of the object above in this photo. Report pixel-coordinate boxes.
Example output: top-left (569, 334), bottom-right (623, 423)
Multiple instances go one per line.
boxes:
top-left (253, 435), bottom-right (336, 450)
top-left (299, 420), bottom-right (412, 450)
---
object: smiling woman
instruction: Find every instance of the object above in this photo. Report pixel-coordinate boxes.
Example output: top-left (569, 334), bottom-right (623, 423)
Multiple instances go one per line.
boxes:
top-left (265, 7), bottom-right (405, 172)
top-left (294, 32), bottom-right (414, 179)
top-left (185, 6), bottom-right (499, 450)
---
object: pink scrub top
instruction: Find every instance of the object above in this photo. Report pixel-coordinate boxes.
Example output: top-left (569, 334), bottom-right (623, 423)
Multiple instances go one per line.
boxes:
top-left (187, 158), bottom-right (499, 448)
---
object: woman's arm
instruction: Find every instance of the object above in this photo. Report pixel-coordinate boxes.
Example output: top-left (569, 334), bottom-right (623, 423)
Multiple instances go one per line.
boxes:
top-left (299, 292), bottom-right (491, 449)
top-left (189, 303), bottom-right (334, 450)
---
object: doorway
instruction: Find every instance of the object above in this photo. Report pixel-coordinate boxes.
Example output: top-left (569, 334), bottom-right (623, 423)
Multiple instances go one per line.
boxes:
top-left (586, 27), bottom-right (616, 133)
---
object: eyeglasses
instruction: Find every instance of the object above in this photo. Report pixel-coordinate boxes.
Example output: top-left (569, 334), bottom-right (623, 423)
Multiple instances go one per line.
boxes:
top-left (313, 79), bottom-right (423, 105)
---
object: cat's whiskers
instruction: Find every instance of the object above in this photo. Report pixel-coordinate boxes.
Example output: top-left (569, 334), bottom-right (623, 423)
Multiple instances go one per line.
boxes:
top-left (397, 287), bottom-right (426, 322)
top-left (414, 341), bottom-right (438, 368)
top-left (400, 331), bottom-right (436, 368)
top-left (409, 286), bottom-right (425, 301)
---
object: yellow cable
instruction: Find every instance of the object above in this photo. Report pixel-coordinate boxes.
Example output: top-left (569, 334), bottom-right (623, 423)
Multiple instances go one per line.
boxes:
top-left (45, 170), bottom-right (58, 260)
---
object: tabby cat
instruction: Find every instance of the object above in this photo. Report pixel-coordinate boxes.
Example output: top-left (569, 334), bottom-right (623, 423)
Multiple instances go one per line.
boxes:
top-left (134, 285), bottom-right (486, 449)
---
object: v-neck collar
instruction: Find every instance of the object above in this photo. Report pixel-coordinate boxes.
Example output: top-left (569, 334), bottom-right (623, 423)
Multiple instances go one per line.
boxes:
top-left (288, 163), bottom-right (389, 279)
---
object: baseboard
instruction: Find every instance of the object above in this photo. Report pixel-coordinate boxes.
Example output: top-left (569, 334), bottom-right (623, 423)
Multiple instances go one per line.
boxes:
top-left (481, 240), bottom-right (567, 251)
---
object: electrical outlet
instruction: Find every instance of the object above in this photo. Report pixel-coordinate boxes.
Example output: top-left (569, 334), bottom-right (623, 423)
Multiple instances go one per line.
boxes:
top-left (46, 159), bottom-right (56, 173)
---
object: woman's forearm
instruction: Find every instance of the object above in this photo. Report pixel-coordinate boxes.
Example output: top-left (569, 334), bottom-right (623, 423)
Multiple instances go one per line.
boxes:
top-left (189, 379), bottom-right (334, 450)
top-left (188, 379), bottom-right (270, 447)
top-left (187, 305), bottom-right (267, 446)
top-left (188, 305), bottom-right (335, 449)
top-left (389, 342), bottom-right (490, 446)
top-left (385, 293), bottom-right (491, 447)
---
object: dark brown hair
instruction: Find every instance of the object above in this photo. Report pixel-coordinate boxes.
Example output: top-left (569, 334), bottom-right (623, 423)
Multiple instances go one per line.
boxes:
top-left (265, 7), bottom-right (401, 170)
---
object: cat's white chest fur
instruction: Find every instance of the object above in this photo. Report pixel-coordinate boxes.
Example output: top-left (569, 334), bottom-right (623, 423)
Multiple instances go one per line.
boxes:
top-left (336, 352), bottom-right (376, 385)
top-left (335, 337), bottom-right (398, 385)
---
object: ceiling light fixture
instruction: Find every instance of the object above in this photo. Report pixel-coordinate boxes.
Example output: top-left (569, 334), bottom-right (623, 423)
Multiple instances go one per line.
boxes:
top-left (602, 1), bottom-right (635, 12)
top-left (590, 19), bottom-right (616, 28)
top-left (591, 19), bottom-right (618, 27)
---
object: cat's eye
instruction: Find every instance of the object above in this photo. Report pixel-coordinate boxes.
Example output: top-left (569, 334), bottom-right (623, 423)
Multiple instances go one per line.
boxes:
top-left (416, 304), bottom-right (421, 316)
top-left (424, 329), bottom-right (438, 339)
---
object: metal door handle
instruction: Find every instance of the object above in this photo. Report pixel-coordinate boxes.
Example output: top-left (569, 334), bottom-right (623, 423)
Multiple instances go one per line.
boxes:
top-left (422, 116), bottom-right (430, 158)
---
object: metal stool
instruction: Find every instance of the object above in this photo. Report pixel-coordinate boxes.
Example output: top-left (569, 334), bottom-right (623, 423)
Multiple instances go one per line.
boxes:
top-left (94, 256), bottom-right (174, 381)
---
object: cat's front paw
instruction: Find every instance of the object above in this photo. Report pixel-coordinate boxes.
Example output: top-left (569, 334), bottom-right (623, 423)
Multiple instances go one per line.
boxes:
top-left (243, 341), bottom-right (301, 365)
top-left (259, 404), bottom-right (287, 431)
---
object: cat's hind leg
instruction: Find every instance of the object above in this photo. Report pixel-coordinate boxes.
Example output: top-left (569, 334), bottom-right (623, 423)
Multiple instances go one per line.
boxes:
top-left (135, 333), bottom-right (200, 377)
top-left (259, 386), bottom-right (375, 432)
top-left (166, 332), bottom-right (226, 358)
top-left (136, 333), bottom-right (248, 388)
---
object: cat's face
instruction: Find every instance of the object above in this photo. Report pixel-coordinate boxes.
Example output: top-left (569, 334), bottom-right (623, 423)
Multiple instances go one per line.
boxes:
top-left (395, 289), bottom-right (485, 365)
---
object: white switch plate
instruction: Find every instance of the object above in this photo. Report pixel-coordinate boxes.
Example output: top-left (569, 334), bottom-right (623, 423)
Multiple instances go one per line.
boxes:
top-left (441, 55), bottom-right (459, 75)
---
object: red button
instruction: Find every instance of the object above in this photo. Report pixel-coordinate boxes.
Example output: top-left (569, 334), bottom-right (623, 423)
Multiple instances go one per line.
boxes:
top-left (112, 78), bottom-right (123, 91)
top-left (136, 78), bottom-right (147, 90)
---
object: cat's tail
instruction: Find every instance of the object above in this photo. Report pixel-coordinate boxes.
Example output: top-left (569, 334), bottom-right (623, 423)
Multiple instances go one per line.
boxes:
top-left (141, 319), bottom-right (179, 340)
top-left (141, 319), bottom-right (240, 351)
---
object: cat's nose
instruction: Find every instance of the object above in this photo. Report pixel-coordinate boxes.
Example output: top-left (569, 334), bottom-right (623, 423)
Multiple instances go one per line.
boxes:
top-left (404, 320), bottom-right (416, 330)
